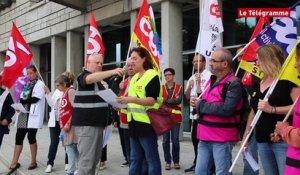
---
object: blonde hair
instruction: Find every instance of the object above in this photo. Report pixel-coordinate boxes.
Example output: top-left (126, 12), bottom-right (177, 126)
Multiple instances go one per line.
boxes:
top-left (256, 44), bottom-right (285, 78)
top-left (62, 71), bottom-right (75, 85)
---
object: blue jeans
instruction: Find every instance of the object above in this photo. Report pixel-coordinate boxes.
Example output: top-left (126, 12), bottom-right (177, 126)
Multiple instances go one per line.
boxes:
top-left (66, 143), bottom-right (79, 174)
top-left (257, 142), bottom-right (287, 175)
top-left (195, 141), bottom-right (233, 175)
top-left (243, 134), bottom-right (258, 175)
top-left (47, 122), bottom-right (61, 166)
top-left (162, 123), bottom-right (180, 164)
top-left (129, 134), bottom-right (161, 175)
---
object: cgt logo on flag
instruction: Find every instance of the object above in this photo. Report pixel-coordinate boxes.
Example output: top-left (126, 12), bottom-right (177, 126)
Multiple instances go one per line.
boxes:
top-left (85, 11), bottom-right (105, 67)
top-left (2, 22), bottom-right (32, 88)
top-left (133, 0), bottom-right (160, 70)
top-left (210, 4), bottom-right (221, 17)
top-left (196, 0), bottom-right (224, 61)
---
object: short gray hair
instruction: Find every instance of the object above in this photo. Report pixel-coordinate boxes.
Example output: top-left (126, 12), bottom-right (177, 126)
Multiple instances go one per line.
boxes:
top-left (88, 53), bottom-right (104, 62)
top-left (215, 48), bottom-right (233, 66)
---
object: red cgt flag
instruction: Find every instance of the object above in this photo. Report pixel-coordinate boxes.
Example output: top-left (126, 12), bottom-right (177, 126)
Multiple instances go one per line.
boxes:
top-left (242, 17), bottom-right (270, 62)
top-left (85, 11), bottom-right (105, 67)
top-left (132, 0), bottom-right (160, 70)
top-left (2, 22), bottom-right (32, 88)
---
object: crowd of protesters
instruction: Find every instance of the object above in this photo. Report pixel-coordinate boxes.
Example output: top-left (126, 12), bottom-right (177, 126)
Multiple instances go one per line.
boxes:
top-left (1, 43), bottom-right (300, 175)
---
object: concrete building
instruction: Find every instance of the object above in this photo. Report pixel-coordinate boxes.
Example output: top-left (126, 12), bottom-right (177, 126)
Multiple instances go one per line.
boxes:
top-left (0, 0), bottom-right (298, 131)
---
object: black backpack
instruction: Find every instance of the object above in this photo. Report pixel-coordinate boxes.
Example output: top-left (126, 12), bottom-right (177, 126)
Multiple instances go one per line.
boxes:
top-left (221, 78), bottom-right (251, 140)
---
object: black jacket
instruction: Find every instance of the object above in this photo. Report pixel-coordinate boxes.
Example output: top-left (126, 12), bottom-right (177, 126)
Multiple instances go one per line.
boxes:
top-left (0, 88), bottom-right (15, 134)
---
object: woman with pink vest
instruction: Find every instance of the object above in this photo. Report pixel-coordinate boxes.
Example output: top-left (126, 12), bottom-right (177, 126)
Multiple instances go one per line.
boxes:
top-left (275, 42), bottom-right (300, 175)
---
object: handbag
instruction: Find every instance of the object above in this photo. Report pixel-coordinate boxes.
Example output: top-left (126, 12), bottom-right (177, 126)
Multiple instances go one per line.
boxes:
top-left (147, 104), bottom-right (178, 136)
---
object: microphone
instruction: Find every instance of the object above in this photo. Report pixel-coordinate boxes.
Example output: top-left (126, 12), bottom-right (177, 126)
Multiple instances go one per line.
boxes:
top-left (112, 66), bottom-right (128, 80)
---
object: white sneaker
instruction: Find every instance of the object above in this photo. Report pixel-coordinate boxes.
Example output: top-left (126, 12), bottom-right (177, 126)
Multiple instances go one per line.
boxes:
top-left (99, 162), bottom-right (106, 170)
top-left (45, 165), bottom-right (52, 173)
top-left (65, 164), bottom-right (68, 171)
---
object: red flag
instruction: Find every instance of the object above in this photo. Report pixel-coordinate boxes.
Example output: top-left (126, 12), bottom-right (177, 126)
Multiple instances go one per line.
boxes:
top-left (242, 17), bottom-right (270, 62)
top-left (2, 22), bottom-right (32, 88)
top-left (132, 0), bottom-right (160, 70)
top-left (240, 17), bottom-right (270, 86)
top-left (85, 11), bottom-right (105, 67)
top-left (241, 72), bottom-right (253, 86)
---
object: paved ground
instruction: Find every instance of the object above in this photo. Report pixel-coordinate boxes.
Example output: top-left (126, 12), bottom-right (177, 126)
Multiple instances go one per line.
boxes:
top-left (0, 124), bottom-right (254, 175)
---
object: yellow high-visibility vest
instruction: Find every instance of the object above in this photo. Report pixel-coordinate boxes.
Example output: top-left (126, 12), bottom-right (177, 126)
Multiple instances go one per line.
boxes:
top-left (127, 69), bottom-right (162, 124)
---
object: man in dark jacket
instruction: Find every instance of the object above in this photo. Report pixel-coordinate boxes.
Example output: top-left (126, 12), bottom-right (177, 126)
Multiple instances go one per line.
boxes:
top-left (192, 48), bottom-right (243, 175)
top-left (0, 75), bottom-right (15, 148)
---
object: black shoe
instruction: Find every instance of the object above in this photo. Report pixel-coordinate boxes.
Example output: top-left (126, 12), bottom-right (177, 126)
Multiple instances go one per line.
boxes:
top-left (7, 163), bottom-right (21, 175)
top-left (120, 161), bottom-right (129, 167)
top-left (184, 164), bottom-right (195, 174)
top-left (28, 163), bottom-right (37, 170)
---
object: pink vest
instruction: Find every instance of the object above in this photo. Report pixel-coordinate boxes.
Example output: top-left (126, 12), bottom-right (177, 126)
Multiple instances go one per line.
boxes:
top-left (197, 74), bottom-right (242, 142)
top-left (285, 98), bottom-right (300, 174)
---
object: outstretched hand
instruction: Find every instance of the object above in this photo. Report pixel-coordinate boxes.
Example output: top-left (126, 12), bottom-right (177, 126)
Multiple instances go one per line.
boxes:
top-left (114, 68), bottom-right (125, 77)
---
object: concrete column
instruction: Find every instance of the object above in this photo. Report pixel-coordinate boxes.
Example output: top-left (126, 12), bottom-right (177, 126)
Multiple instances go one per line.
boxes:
top-left (161, 1), bottom-right (183, 84)
top-left (0, 53), bottom-right (5, 71)
top-left (51, 36), bottom-right (66, 91)
top-left (67, 31), bottom-right (83, 75)
top-left (161, 1), bottom-right (183, 139)
top-left (30, 44), bottom-right (41, 71)
top-left (84, 25), bottom-right (89, 62)
top-left (130, 11), bottom-right (137, 34)
top-left (130, 10), bottom-right (138, 49)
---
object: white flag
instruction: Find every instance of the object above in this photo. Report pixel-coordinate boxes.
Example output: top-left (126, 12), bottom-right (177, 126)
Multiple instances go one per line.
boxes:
top-left (196, 0), bottom-right (223, 61)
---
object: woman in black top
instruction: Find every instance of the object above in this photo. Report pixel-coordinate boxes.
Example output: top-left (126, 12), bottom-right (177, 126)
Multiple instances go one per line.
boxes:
top-left (243, 44), bottom-right (300, 175)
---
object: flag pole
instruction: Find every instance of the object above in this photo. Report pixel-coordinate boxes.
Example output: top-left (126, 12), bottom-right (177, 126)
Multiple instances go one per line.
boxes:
top-left (233, 37), bottom-right (256, 63)
top-left (191, 0), bottom-right (204, 98)
top-left (234, 61), bottom-right (242, 76)
top-left (197, 0), bottom-right (205, 76)
top-left (31, 59), bottom-right (45, 84)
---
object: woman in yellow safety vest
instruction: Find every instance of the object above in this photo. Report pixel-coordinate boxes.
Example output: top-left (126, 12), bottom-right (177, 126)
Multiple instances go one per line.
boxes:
top-left (117, 47), bottom-right (162, 175)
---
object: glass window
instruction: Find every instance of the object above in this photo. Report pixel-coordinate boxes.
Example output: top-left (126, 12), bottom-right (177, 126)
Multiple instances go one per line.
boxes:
top-left (102, 20), bottom-right (130, 66)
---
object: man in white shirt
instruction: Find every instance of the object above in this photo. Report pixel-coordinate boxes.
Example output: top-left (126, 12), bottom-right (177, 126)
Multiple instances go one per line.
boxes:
top-left (184, 53), bottom-right (211, 173)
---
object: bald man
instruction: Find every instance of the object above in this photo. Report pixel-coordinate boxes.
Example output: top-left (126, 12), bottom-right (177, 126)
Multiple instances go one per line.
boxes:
top-left (72, 53), bottom-right (124, 175)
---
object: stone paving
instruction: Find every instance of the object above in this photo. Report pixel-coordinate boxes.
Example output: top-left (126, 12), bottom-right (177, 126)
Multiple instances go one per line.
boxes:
top-left (0, 124), bottom-right (254, 175)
